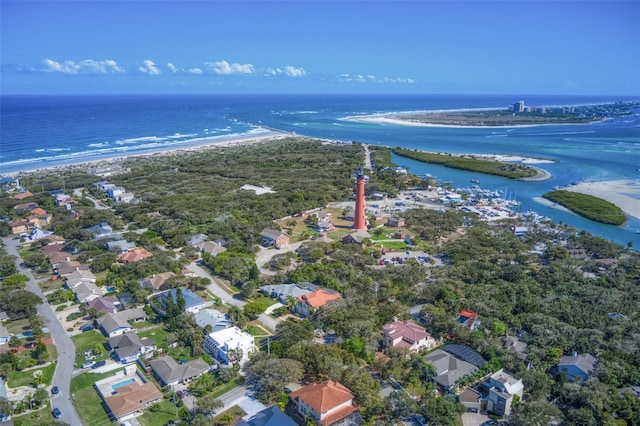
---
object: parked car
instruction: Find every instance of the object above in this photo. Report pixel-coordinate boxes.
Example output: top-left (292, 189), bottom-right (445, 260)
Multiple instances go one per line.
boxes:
top-left (52, 408), bottom-right (62, 419)
top-left (92, 360), bottom-right (106, 369)
top-left (82, 361), bottom-right (93, 369)
top-left (51, 386), bottom-right (59, 395)
top-left (177, 390), bottom-right (184, 398)
top-left (80, 324), bottom-right (94, 332)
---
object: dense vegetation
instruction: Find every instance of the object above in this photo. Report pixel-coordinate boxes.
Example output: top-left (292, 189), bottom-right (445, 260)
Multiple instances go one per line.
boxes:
top-left (2, 137), bottom-right (639, 425)
top-left (392, 147), bottom-right (540, 179)
top-left (543, 190), bottom-right (626, 225)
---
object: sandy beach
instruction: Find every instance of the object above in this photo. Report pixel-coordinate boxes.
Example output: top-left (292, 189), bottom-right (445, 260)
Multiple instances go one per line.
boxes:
top-left (344, 115), bottom-right (571, 129)
top-left (565, 179), bottom-right (640, 220)
top-left (4, 132), bottom-right (292, 178)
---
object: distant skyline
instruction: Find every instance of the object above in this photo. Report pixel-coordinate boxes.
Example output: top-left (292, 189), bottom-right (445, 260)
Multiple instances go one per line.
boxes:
top-left (1, 1), bottom-right (639, 96)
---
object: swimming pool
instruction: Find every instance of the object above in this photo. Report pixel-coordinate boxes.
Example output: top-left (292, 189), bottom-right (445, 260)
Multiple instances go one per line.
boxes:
top-left (111, 378), bottom-right (136, 391)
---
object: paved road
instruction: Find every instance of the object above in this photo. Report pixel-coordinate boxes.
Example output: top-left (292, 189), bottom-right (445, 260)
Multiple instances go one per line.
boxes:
top-left (3, 237), bottom-right (82, 426)
top-left (187, 262), bottom-right (281, 333)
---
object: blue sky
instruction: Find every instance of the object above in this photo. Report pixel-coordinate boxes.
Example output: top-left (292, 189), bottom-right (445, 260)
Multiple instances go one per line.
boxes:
top-left (1, 1), bottom-right (639, 95)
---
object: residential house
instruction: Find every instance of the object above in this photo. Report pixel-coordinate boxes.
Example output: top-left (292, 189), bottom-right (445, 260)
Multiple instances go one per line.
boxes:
top-left (87, 296), bottom-right (120, 315)
top-left (0, 324), bottom-right (10, 345)
top-left (87, 222), bottom-right (113, 239)
top-left (424, 344), bottom-right (486, 391)
top-left (480, 369), bottom-right (524, 418)
top-left (457, 309), bottom-right (480, 331)
top-left (108, 332), bottom-right (155, 364)
top-left (511, 226), bottom-right (528, 237)
top-left (260, 228), bottom-right (290, 248)
top-left (118, 247), bottom-right (152, 264)
top-left (73, 282), bottom-right (105, 303)
top-left (503, 335), bottom-right (527, 358)
top-left (382, 319), bottom-right (438, 353)
top-left (54, 193), bottom-right (76, 207)
top-left (12, 191), bottom-right (34, 200)
top-left (296, 289), bottom-right (341, 318)
top-left (9, 219), bottom-right (31, 235)
top-left (107, 187), bottom-right (126, 200)
top-left (289, 380), bottom-right (362, 426)
top-left (151, 288), bottom-right (206, 315)
top-left (260, 283), bottom-right (314, 305)
top-left (66, 269), bottom-right (97, 288)
top-left (193, 309), bottom-right (231, 332)
top-left (28, 226), bottom-right (53, 241)
top-left (386, 216), bottom-right (405, 228)
top-left (138, 272), bottom-right (176, 290)
top-left (188, 233), bottom-right (209, 246)
top-left (13, 202), bottom-right (39, 211)
top-left (97, 308), bottom-right (147, 337)
top-left (149, 356), bottom-right (210, 387)
top-left (103, 382), bottom-right (162, 422)
top-left (203, 326), bottom-right (255, 365)
top-left (314, 211), bottom-right (335, 233)
top-left (341, 230), bottom-right (371, 247)
top-left (57, 261), bottom-right (90, 277)
top-left (106, 240), bottom-right (135, 254)
top-left (237, 405), bottom-right (297, 426)
top-left (457, 388), bottom-right (482, 413)
top-left (552, 353), bottom-right (598, 382)
top-left (194, 240), bottom-right (227, 257)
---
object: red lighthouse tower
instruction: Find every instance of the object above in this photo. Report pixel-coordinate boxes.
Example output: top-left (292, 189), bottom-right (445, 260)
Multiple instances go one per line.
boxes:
top-left (353, 167), bottom-right (367, 230)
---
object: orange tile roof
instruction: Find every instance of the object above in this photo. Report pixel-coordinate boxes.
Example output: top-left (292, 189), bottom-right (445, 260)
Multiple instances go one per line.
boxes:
top-left (13, 191), bottom-right (33, 200)
top-left (104, 382), bottom-right (162, 419)
top-left (118, 247), bottom-right (152, 263)
top-left (290, 380), bottom-right (355, 422)
top-left (459, 309), bottom-right (477, 319)
top-left (298, 290), bottom-right (341, 308)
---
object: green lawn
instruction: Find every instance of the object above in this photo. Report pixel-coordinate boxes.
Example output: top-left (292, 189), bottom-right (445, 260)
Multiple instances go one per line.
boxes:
top-left (70, 370), bottom-right (124, 425)
top-left (137, 400), bottom-right (180, 426)
top-left (7, 363), bottom-right (56, 388)
top-left (4, 318), bottom-right (31, 335)
top-left (138, 326), bottom-right (169, 347)
top-left (71, 370), bottom-right (120, 393)
top-left (72, 386), bottom-right (112, 426)
top-left (373, 240), bottom-right (407, 250)
top-left (71, 330), bottom-right (109, 367)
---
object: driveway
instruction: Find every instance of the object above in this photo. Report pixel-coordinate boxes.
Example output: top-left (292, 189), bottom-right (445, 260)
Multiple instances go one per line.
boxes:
top-left (254, 241), bottom-right (303, 276)
top-left (187, 262), bottom-right (246, 308)
top-left (3, 237), bottom-right (83, 426)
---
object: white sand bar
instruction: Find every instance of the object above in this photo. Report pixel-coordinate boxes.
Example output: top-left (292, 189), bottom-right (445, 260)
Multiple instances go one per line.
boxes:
top-left (565, 179), bottom-right (640, 220)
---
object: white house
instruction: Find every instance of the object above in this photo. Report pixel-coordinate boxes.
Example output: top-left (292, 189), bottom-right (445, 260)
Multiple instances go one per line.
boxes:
top-left (202, 326), bottom-right (255, 365)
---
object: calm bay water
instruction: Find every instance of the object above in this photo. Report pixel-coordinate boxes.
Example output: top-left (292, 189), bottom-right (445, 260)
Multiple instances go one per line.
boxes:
top-left (1, 94), bottom-right (639, 246)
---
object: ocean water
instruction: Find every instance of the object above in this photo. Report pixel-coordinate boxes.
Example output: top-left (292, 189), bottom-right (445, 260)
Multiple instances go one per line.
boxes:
top-left (1, 94), bottom-right (639, 246)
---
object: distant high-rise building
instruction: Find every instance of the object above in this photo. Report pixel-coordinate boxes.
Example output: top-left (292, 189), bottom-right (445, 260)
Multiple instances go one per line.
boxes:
top-left (353, 167), bottom-right (366, 230)
top-left (513, 101), bottom-right (525, 113)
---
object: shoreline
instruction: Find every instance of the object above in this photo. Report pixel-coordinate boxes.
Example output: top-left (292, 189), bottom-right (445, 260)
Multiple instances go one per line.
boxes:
top-left (563, 179), bottom-right (640, 221)
top-left (3, 132), bottom-right (294, 178)
top-left (344, 114), bottom-right (608, 129)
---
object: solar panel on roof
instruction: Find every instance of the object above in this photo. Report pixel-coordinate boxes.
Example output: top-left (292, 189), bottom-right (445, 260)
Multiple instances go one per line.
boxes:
top-left (442, 344), bottom-right (487, 367)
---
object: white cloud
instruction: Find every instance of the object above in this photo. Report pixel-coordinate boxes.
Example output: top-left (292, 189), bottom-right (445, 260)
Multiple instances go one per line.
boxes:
top-left (205, 60), bottom-right (255, 75)
top-left (338, 73), bottom-right (414, 84)
top-left (187, 68), bottom-right (203, 75)
top-left (138, 59), bottom-right (162, 75)
top-left (167, 63), bottom-right (178, 73)
top-left (41, 58), bottom-right (124, 74)
top-left (265, 66), bottom-right (307, 77)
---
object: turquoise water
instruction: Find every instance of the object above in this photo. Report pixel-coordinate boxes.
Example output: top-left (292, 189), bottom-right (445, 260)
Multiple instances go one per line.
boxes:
top-left (111, 378), bottom-right (136, 391)
top-left (1, 94), bottom-right (638, 246)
